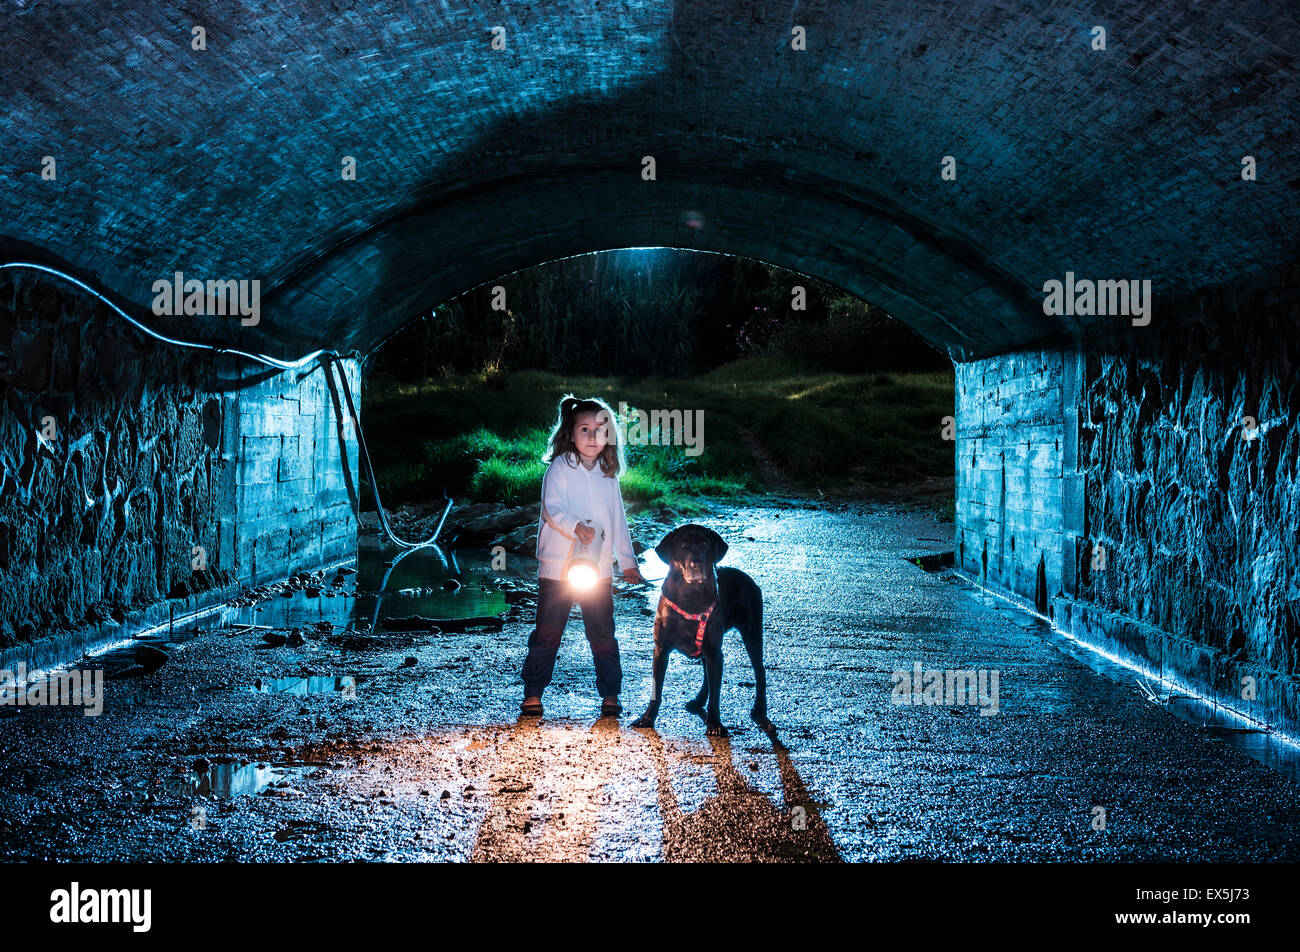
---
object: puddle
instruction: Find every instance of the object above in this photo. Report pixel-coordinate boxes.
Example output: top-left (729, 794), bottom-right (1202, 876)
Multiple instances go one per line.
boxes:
top-left (157, 761), bottom-right (332, 798)
top-left (247, 676), bottom-right (363, 696)
top-left (23, 534), bottom-right (540, 700)
top-left (241, 539), bottom-right (515, 634)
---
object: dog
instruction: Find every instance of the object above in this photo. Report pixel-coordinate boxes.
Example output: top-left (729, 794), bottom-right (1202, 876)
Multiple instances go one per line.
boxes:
top-left (631, 524), bottom-right (772, 736)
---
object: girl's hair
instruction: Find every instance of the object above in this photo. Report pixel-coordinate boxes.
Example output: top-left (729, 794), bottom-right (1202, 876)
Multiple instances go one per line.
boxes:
top-left (542, 394), bottom-right (626, 478)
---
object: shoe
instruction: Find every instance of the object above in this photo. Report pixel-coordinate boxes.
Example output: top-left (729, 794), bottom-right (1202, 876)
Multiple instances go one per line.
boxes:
top-left (521, 697), bottom-right (543, 717)
top-left (600, 698), bottom-right (622, 718)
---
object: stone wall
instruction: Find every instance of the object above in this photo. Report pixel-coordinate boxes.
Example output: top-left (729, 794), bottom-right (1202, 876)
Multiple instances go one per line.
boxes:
top-left (0, 269), bottom-right (230, 652)
top-left (954, 348), bottom-right (1067, 614)
top-left (223, 355), bottom-right (361, 586)
top-left (956, 264), bottom-right (1300, 733)
top-left (0, 268), bottom-right (359, 665)
top-left (1061, 266), bottom-right (1300, 729)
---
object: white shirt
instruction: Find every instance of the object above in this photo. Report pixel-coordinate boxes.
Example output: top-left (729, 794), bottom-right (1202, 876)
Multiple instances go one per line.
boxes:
top-left (535, 452), bottom-right (638, 581)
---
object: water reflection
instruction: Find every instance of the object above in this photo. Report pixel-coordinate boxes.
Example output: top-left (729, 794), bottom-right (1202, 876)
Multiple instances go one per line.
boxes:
top-left (242, 538), bottom-right (518, 633)
top-left (154, 762), bottom-right (329, 798)
top-left (248, 676), bottom-right (361, 696)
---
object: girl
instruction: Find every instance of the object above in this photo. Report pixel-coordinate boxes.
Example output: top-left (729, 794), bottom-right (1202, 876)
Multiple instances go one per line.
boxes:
top-left (521, 394), bottom-right (645, 718)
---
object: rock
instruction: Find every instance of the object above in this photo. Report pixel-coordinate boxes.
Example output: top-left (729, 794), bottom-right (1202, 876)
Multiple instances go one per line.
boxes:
top-left (441, 578), bottom-right (461, 592)
top-left (440, 790), bottom-right (451, 800)
top-left (434, 502), bottom-right (501, 538)
top-left (493, 523), bottom-right (539, 556)
top-left (193, 757), bottom-right (210, 773)
top-left (287, 630), bottom-right (305, 647)
top-left (452, 503), bottom-right (541, 545)
top-left (304, 586), bottom-right (321, 598)
top-left (262, 631), bottom-right (288, 647)
top-left (402, 656), bottom-right (417, 667)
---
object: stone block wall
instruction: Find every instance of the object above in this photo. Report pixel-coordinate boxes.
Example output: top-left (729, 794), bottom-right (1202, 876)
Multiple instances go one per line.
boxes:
top-left (0, 269), bottom-right (232, 652)
top-left (223, 356), bottom-right (360, 586)
top-left (954, 348), bottom-right (1067, 614)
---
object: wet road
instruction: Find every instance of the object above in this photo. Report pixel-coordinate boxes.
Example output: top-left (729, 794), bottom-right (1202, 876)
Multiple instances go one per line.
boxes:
top-left (3, 499), bottom-right (1300, 861)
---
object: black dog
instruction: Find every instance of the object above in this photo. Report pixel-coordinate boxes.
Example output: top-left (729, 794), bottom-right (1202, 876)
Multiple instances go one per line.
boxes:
top-left (631, 524), bottom-right (772, 736)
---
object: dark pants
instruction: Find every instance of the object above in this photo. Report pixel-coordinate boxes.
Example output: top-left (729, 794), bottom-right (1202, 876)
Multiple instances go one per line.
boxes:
top-left (521, 577), bottom-right (622, 698)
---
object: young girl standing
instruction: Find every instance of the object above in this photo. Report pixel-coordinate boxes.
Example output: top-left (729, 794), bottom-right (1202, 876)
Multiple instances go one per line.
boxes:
top-left (521, 395), bottom-right (645, 718)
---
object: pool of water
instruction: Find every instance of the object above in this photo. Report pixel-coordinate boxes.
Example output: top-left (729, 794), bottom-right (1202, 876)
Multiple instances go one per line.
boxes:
top-left (240, 538), bottom-right (516, 634)
top-left (247, 675), bottom-right (364, 696)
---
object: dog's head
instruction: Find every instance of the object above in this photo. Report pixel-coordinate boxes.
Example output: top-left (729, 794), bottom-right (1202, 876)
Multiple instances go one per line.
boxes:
top-left (654, 524), bottom-right (729, 585)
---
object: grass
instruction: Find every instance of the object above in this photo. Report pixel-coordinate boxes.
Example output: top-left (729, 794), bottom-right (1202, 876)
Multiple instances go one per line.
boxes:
top-left (361, 354), bottom-right (955, 514)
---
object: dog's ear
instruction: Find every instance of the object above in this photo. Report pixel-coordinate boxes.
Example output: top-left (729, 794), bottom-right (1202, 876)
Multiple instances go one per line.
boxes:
top-left (704, 527), bottom-right (729, 565)
top-left (654, 527), bottom-right (682, 566)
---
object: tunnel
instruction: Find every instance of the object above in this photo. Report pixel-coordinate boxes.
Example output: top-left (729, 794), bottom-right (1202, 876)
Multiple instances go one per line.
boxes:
top-left (1, 0), bottom-right (1299, 873)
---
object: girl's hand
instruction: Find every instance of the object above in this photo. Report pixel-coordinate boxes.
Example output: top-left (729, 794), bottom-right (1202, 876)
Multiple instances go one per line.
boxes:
top-left (575, 523), bottom-right (596, 545)
top-left (621, 566), bottom-right (645, 584)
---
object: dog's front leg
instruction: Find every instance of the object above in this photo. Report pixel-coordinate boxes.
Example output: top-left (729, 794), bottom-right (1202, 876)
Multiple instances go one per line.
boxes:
top-left (684, 667), bottom-right (708, 717)
top-left (702, 644), bottom-right (727, 736)
top-left (632, 643), bottom-right (670, 729)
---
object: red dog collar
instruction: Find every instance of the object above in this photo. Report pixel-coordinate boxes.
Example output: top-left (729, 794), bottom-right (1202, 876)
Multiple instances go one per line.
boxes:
top-left (661, 595), bottom-right (716, 657)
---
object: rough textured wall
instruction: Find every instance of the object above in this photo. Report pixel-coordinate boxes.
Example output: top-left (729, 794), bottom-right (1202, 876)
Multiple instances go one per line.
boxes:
top-left (1074, 266), bottom-right (1300, 680)
top-left (0, 269), bottom-right (232, 648)
top-left (955, 264), bottom-right (1300, 731)
top-left (954, 349), bottom-right (1066, 612)
top-left (0, 269), bottom-right (361, 655)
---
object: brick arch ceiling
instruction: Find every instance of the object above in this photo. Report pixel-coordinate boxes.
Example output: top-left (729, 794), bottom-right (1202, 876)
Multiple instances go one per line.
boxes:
top-left (1, 0), bottom-right (1295, 362)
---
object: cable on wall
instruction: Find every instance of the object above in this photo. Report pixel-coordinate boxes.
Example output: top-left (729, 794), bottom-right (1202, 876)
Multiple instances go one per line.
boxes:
top-left (0, 261), bottom-right (447, 550)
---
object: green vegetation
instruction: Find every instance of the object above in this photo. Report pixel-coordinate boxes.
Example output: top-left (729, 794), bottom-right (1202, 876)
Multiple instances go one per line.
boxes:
top-left (361, 353), bottom-right (954, 516)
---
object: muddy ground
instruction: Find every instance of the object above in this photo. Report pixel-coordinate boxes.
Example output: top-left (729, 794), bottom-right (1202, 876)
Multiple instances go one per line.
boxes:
top-left (2, 496), bottom-right (1299, 862)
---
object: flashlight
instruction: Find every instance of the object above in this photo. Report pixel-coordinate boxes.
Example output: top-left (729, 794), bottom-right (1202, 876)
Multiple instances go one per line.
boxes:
top-left (566, 520), bottom-right (605, 590)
